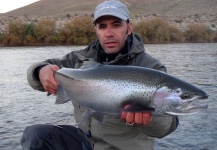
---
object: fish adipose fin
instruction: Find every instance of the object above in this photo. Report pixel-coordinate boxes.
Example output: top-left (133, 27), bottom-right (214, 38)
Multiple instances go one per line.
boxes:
top-left (122, 103), bottom-right (155, 112)
top-left (55, 86), bottom-right (71, 104)
top-left (75, 110), bottom-right (104, 126)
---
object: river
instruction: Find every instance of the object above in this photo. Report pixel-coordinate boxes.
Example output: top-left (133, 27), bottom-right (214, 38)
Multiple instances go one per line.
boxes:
top-left (0, 43), bottom-right (216, 150)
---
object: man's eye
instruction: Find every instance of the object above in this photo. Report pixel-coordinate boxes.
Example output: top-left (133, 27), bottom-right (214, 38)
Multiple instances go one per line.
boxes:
top-left (114, 23), bottom-right (121, 27)
top-left (99, 25), bottom-right (106, 29)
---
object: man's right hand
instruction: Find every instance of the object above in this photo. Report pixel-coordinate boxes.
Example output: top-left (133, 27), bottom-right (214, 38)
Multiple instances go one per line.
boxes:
top-left (39, 65), bottom-right (59, 95)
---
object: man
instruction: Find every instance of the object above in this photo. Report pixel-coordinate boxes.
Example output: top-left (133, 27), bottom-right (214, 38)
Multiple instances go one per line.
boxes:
top-left (21, 0), bottom-right (179, 150)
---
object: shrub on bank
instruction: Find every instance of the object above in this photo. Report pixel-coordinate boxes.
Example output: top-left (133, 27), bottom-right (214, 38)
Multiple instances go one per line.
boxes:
top-left (0, 16), bottom-right (216, 46)
top-left (184, 23), bottom-right (214, 42)
top-left (169, 25), bottom-right (184, 42)
top-left (1, 21), bottom-right (36, 46)
top-left (59, 16), bottom-right (97, 45)
top-left (133, 18), bottom-right (183, 43)
top-left (0, 16), bottom-right (97, 46)
top-left (0, 32), bottom-right (3, 44)
top-left (34, 19), bottom-right (57, 44)
top-left (213, 31), bottom-right (217, 42)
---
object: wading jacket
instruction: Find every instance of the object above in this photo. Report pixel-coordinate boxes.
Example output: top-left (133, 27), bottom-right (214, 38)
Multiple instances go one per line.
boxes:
top-left (27, 33), bottom-right (179, 150)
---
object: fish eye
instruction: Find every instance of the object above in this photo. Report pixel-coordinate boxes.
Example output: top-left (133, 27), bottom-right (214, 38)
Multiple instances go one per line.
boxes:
top-left (180, 93), bottom-right (191, 99)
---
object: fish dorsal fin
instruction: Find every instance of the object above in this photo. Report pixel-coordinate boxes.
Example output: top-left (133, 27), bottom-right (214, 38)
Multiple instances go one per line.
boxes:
top-left (55, 86), bottom-right (71, 104)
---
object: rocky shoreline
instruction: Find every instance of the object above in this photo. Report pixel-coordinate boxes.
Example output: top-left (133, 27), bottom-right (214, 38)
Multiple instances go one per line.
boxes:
top-left (0, 13), bottom-right (217, 33)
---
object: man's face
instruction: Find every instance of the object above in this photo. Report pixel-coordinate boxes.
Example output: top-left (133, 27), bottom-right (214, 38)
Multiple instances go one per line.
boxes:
top-left (95, 16), bottom-right (132, 54)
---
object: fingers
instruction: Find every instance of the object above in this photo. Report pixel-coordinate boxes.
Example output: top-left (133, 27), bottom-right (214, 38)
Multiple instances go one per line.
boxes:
top-left (121, 105), bottom-right (134, 123)
top-left (50, 65), bottom-right (59, 72)
top-left (120, 111), bottom-right (127, 120)
top-left (121, 112), bottom-right (152, 126)
top-left (120, 105), bottom-right (129, 120)
top-left (121, 105), bottom-right (152, 126)
top-left (134, 112), bottom-right (143, 124)
top-left (142, 112), bottom-right (152, 125)
top-left (125, 112), bottom-right (135, 124)
top-left (39, 65), bottom-right (59, 95)
top-left (121, 111), bottom-right (135, 124)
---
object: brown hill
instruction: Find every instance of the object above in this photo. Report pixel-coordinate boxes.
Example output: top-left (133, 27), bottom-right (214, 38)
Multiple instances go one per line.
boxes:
top-left (1, 0), bottom-right (217, 17)
top-left (0, 0), bottom-right (217, 32)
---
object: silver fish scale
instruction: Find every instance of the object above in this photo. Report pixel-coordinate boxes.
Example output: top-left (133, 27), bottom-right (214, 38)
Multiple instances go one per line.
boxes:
top-left (57, 76), bottom-right (158, 113)
top-left (55, 63), bottom-right (208, 117)
top-left (56, 72), bottom-right (155, 115)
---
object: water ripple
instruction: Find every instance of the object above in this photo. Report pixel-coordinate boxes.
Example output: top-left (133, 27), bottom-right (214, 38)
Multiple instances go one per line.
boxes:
top-left (0, 44), bottom-right (216, 150)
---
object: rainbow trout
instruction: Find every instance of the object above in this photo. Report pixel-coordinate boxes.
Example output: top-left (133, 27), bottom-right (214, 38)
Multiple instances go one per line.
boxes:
top-left (54, 63), bottom-right (208, 123)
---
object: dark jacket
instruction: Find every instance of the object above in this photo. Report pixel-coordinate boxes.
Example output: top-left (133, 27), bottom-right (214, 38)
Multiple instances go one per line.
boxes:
top-left (27, 33), bottom-right (178, 150)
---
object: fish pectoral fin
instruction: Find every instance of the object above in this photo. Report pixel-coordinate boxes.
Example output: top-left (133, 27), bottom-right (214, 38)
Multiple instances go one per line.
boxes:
top-left (75, 110), bottom-right (104, 126)
top-left (122, 103), bottom-right (155, 112)
top-left (55, 86), bottom-right (71, 104)
top-left (75, 109), bottom-right (95, 126)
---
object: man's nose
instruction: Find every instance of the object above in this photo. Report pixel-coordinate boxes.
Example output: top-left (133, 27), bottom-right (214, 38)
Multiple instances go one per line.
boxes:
top-left (105, 27), bottom-right (114, 38)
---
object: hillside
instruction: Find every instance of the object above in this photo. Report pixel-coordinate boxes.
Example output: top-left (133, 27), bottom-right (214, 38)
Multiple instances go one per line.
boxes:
top-left (1, 0), bottom-right (217, 17)
top-left (0, 0), bottom-right (217, 33)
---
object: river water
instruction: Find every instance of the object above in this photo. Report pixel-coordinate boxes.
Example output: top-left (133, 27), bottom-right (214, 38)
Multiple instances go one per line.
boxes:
top-left (0, 43), bottom-right (216, 150)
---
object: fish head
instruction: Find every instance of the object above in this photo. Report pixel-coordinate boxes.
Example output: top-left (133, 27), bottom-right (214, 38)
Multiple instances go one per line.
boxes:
top-left (153, 84), bottom-right (208, 115)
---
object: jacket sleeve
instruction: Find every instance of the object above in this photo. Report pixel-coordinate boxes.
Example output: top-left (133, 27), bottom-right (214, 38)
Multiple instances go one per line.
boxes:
top-left (136, 52), bottom-right (179, 138)
top-left (140, 115), bottom-right (179, 138)
top-left (27, 51), bottom-right (78, 91)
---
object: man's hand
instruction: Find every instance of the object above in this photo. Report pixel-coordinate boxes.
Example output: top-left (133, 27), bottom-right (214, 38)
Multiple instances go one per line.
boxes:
top-left (39, 65), bottom-right (59, 95)
top-left (121, 105), bottom-right (152, 126)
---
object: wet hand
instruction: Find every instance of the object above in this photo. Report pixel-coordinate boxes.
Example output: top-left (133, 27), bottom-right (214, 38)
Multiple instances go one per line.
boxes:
top-left (121, 105), bottom-right (152, 126)
top-left (39, 65), bottom-right (59, 95)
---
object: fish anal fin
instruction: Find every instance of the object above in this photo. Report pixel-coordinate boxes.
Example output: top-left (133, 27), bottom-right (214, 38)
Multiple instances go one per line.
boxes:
top-left (122, 103), bottom-right (155, 112)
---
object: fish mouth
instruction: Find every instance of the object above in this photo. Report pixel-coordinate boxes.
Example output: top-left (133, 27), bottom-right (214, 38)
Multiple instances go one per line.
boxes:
top-left (199, 94), bottom-right (208, 99)
top-left (165, 95), bottom-right (208, 115)
top-left (166, 102), bottom-right (208, 115)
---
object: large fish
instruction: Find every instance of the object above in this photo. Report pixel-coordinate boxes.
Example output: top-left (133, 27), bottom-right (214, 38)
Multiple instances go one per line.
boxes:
top-left (54, 62), bottom-right (208, 123)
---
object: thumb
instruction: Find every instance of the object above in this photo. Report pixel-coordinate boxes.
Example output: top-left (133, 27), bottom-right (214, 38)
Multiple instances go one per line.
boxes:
top-left (50, 65), bottom-right (59, 72)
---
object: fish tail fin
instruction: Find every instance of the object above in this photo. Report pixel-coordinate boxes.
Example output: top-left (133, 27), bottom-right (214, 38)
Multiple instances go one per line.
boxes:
top-left (55, 86), bottom-right (70, 104)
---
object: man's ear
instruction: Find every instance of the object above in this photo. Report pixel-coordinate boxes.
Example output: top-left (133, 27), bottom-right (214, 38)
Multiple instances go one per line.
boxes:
top-left (94, 26), bottom-right (97, 33)
top-left (94, 26), bottom-right (99, 38)
top-left (127, 22), bottom-right (133, 35)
